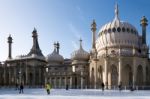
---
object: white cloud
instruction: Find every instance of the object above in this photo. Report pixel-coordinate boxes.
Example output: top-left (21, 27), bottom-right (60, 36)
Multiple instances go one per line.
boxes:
top-left (68, 23), bottom-right (82, 39)
top-left (76, 6), bottom-right (86, 22)
top-left (71, 41), bottom-right (78, 50)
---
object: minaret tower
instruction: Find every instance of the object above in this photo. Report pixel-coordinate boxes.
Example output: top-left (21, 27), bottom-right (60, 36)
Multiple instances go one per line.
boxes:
top-left (140, 16), bottom-right (148, 45)
top-left (7, 34), bottom-right (13, 59)
top-left (114, 3), bottom-right (120, 20)
top-left (56, 42), bottom-right (60, 54)
top-left (28, 28), bottom-right (44, 56)
top-left (91, 20), bottom-right (97, 49)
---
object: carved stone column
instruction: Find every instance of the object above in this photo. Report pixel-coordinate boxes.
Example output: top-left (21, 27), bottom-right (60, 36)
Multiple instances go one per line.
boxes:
top-left (104, 58), bottom-right (108, 89)
top-left (118, 57), bottom-right (122, 85)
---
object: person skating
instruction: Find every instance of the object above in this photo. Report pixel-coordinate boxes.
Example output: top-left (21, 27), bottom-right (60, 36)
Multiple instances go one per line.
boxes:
top-left (130, 85), bottom-right (134, 91)
top-left (101, 82), bottom-right (105, 91)
top-left (45, 83), bottom-right (51, 95)
top-left (19, 83), bottom-right (24, 94)
top-left (118, 84), bottom-right (122, 91)
top-left (66, 84), bottom-right (69, 90)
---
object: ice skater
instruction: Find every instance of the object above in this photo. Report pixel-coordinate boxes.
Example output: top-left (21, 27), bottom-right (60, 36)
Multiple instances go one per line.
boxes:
top-left (130, 85), bottom-right (134, 91)
top-left (19, 83), bottom-right (24, 94)
top-left (118, 84), bottom-right (122, 91)
top-left (66, 84), bottom-right (69, 90)
top-left (101, 82), bottom-right (105, 91)
top-left (45, 83), bottom-right (51, 95)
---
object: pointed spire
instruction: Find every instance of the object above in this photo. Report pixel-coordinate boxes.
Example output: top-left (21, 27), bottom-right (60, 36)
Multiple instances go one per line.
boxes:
top-left (32, 27), bottom-right (37, 37)
top-left (8, 34), bottom-right (13, 43)
top-left (56, 41), bottom-right (60, 54)
top-left (28, 28), bottom-right (44, 57)
top-left (34, 27), bottom-right (37, 31)
top-left (140, 16), bottom-right (148, 44)
top-left (114, 3), bottom-right (120, 20)
top-left (91, 19), bottom-right (97, 49)
top-left (91, 19), bottom-right (97, 32)
top-left (7, 34), bottom-right (13, 59)
top-left (54, 42), bottom-right (57, 49)
top-left (79, 38), bottom-right (83, 49)
top-left (53, 42), bottom-right (57, 53)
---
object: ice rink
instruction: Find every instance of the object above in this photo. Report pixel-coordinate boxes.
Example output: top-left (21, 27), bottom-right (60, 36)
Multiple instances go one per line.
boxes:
top-left (0, 88), bottom-right (150, 99)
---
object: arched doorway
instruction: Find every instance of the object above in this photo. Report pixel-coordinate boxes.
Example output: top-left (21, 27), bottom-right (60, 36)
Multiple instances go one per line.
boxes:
top-left (122, 65), bottom-right (132, 87)
top-left (98, 66), bottom-right (103, 88)
top-left (136, 65), bottom-right (143, 86)
top-left (91, 67), bottom-right (95, 88)
top-left (29, 73), bottom-right (33, 86)
top-left (110, 65), bottom-right (118, 88)
top-left (146, 66), bottom-right (149, 85)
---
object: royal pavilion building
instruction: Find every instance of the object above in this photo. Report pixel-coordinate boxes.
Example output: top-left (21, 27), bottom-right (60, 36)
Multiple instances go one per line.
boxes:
top-left (0, 4), bottom-right (150, 89)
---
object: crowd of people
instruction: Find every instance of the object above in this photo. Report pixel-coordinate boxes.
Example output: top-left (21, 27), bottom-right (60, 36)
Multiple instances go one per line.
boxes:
top-left (14, 82), bottom-right (135, 95)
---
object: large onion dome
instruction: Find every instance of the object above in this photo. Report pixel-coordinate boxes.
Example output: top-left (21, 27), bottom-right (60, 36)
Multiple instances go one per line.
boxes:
top-left (96, 4), bottom-right (140, 57)
top-left (71, 39), bottom-right (89, 61)
top-left (46, 42), bottom-right (64, 65)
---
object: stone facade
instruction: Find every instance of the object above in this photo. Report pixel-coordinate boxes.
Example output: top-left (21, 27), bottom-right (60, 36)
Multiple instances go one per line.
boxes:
top-left (0, 4), bottom-right (150, 89)
top-left (89, 4), bottom-right (150, 89)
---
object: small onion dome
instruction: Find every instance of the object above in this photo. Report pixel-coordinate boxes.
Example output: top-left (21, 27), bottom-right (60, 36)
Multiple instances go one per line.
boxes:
top-left (46, 43), bottom-right (64, 64)
top-left (71, 39), bottom-right (89, 61)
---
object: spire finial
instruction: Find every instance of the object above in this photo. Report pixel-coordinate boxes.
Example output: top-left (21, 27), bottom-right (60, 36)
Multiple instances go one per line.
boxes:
top-left (56, 41), bottom-right (60, 54)
top-left (54, 42), bottom-right (57, 49)
top-left (9, 34), bottom-right (11, 37)
top-left (8, 34), bottom-right (12, 43)
top-left (79, 38), bottom-right (83, 49)
top-left (33, 27), bottom-right (37, 33)
top-left (115, 3), bottom-right (119, 20)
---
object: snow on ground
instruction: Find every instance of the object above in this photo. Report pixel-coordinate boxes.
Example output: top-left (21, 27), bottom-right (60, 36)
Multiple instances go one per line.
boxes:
top-left (1, 88), bottom-right (150, 99)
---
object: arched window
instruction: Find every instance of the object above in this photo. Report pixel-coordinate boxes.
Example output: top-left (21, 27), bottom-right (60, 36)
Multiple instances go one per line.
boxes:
top-left (112, 28), bottom-right (116, 33)
top-left (104, 29), bottom-right (107, 34)
top-left (131, 29), bottom-right (133, 34)
top-left (91, 67), bottom-right (95, 88)
top-left (111, 65), bottom-right (118, 87)
top-left (127, 28), bottom-right (130, 33)
top-left (146, 66), bottom-right (149, 84)
top-left (122, 65), bottom-right (132, 86)
top-left (117, 27), bottom-right (121, 32)
top-left (108, 28), bottom-right (111, 33)
top-left (136, 65), bottom-right (143, 86)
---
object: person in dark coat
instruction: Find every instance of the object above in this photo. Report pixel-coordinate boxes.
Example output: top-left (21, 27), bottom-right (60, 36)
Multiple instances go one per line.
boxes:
top-left (66, 84), bottom-right (69, 90)
top-left (101, 82), bottom-right (105, 91)
top-left (130, 86), bottom-right (134, 91)
top-left (118, 84), bottom-right (122, 91)
top-left (19, 83), bottom-right (24, 94)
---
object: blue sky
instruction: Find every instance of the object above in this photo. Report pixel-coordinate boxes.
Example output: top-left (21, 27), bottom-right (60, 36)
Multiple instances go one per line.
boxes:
top-left (0, 0), bottom-right (150, 61)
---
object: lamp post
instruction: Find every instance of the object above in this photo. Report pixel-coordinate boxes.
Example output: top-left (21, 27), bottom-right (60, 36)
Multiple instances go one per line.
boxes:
top-left (7, 63), bottom-right (10, 86)
top-left (45, 67), bottom-right (48, 84)
top-left (72, 65), bottom-right (76, 88)
top-left (1, 62), bottom-right (5, 86)
top-left (19, 71), bottom-right (21, 85)
top-left (81, 68), bottom-right (83, 89)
